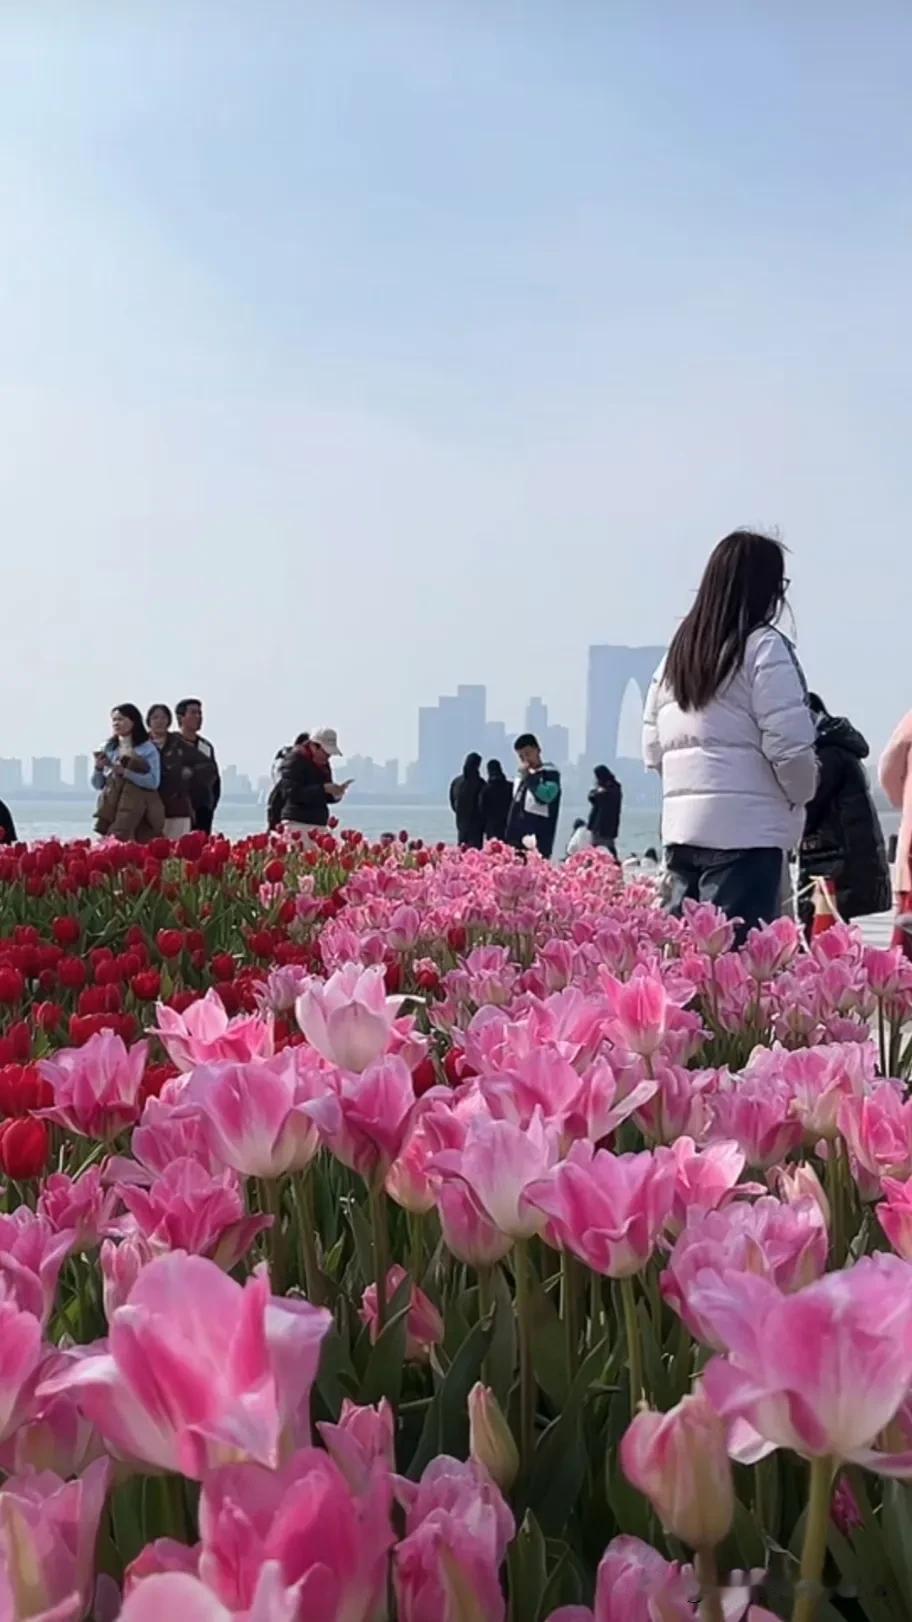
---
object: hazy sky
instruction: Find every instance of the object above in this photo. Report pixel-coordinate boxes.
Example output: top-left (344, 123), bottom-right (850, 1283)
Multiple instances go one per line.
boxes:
top-left (2, 2), bottom-right (909, 776)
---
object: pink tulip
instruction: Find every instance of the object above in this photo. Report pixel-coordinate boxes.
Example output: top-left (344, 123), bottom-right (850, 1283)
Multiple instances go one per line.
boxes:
top-left (680, 899), bottom-right (736, 959)
top-left (119, 1566), bottom-right (299, 1622)
top-left (182, 1051), bottom-right (323, 1180)
top-left (479, 1049), bottom-right (585, 1133)
top-left (360, 1267), bottom-right (443, 1361)
top-left (198, 1447), bottom-right (394, 1618)
top-left (37, 1167), bottom-right (121, 1253)
top-left (125, 1538), bottom-right (202, 1589)
top-left (38, 1031), bottom-right (148, 1140)
top-left (877, 1178), bottom-right (912, 1260)
top-left (770, 1161), bottom-right (830, 1228)
top-left (41, 1253), bottom-right (331, 1478)
top-left (110, 1094), bottom-right (228, 1187)
top-left (544, 1534), bottom-right (698, 1622)
top-left (524, 1141), bottom-right (676, 1277)
top-left (662, 1197), bottom-right (828, 1348)
top-left (100, 1233), bottom-right (154, 1318)
top-left (306, 1054), bottom-right (416, 1183)
top-left (0, 1297), bottom-right (46, 1444)
top-left (0, 1208), bottom-right (73, 1327)
top-left (740, 916), bottom-right (801, 980)
top-left (665, 1138), bottom-right (746, 1237)
top-left (295, 962), bottom-right (405, 1073)
top-left (633, 1062), bottom-right (715, 1146)
top-left (318, 1398), bottom-right (395, 1492)
top-left (118, 1158), bottom-right (271, 1269)
top-left (745, 1040), bottom-right (876, 1146)
top-left (621, 1383), bottom-right (734, 1548)
top-left (385, 1110), bottom-right (440, 1214)
top-left (394, 1455), bottom-right (514, 1622)
top-left (0, 1459), bottom-right (111, 1622)
top-left (840, 1085), bottom-right (912, 1187)
top-left (150, 989), bottom-right (274, 1072)
top-left (433, 1105), bottom-right (561, 1242)
top-left (697, 1256), bottom-right (912, 1467)
top-left (600, 970), bottom-right (668, 1059)
top-left (256, 963), bottom-right (314, 1015)
top-left (706, 1073), bottom-right (803, 1169)
top-left (436, 1179), bottom-right (514, 1268)
top-left (569, 1058), bottom-right (658, 1144)
top-left (0, 1388), bottom-right (103, 1480)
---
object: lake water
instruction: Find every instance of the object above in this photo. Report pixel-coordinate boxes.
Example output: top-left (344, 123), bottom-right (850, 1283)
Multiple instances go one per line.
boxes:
top-left (3, 798), bottom-right (664, 857)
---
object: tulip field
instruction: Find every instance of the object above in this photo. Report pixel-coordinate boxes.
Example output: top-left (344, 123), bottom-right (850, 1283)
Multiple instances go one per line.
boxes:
top-left (1, 829), bottom-right (912, 1621)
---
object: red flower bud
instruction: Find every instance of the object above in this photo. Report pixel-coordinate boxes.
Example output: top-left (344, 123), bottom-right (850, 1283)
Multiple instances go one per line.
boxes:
top-left (156, 930), bottom-right (184, 961)
top-left (131, 970), bottom-right (162, 1002)
top-left (0, 1064), bottom-right (52, 1116)
top-left (211, 953), bottom-right (236, 982)
top-left (446, 925), bottom-right (468, 954)
top-left (411, 1056), bottom-right (438, 1098)
top-left (57, 957), bottom-right (87, 992)
top-left (0, 966), bottom-right (25, 1005)
top-left (51, 916), bottom-right (81, 947)
top-left (0, 1116), bottom-right (49, 1180)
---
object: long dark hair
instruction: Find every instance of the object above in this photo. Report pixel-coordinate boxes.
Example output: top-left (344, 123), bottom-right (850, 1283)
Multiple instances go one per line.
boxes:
top-left (463, 752), bottom-right (482, 778)
top-left (108, 703), bottom-right (149, 750)
top-left (593, 764), bottom-right (618, 788)
top-left (665, 531), bottom-right (787, 711)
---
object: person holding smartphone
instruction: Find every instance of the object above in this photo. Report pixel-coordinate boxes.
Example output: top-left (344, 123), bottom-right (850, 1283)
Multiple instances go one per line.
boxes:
top-left (276, 728), bottom-right (351, 846)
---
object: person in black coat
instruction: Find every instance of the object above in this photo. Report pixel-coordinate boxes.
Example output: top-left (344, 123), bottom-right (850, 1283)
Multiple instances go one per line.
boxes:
top-left (481, 759), bottom-right (512, 842)
top-left (0, 800), bottom-right (16, 845)
top-left (587, 764), bottom-right (622, 855)
top-left (449, 753), bottom-right (485, 848)
top-left (799, 694), bottom-right (891, 923)
top-left (277, 730), bottom-right (349, 840)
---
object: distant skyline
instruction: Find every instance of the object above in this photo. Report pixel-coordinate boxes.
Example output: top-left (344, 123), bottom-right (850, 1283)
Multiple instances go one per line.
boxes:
top-left (3, 3), bottom-right (910, 777)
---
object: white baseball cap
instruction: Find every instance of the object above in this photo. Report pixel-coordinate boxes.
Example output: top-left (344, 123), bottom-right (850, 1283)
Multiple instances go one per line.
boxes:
top-left (312, 727), bottom-right (342, 757)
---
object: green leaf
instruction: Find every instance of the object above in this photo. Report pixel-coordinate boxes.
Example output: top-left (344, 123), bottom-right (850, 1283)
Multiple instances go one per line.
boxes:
top-left (508, 1512), bottom-right (548, 1622)
top-left (407, 1303), bottom-right (497, 1479)
top-left (315, 1324), bottom-right (359, 1419)
top-left (520, 1336), bottom-right (612, 1537)
top-left (525, 1268), bottom-right (569, 1409)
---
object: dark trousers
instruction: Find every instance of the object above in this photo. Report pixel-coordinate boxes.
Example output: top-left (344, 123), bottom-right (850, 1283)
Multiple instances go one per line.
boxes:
top-left (665, 844), bottom-right (784, 944)
top-left (194, 805), bottom-right (216, 835)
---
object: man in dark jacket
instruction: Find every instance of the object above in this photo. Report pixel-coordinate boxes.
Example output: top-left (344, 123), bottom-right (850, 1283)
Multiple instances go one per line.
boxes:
top-left (449, 753), bottom-right (485, 848)
top-left (277, 728), bottom-right (349, 842)
top-left (0, 800), bottom-right (16, 844)
top-left (799, 694), bottom-right (891, 923)
top-left (176, 698), bottom-right (221, 835)
top-left (505, 733), bottom-right (562, 859)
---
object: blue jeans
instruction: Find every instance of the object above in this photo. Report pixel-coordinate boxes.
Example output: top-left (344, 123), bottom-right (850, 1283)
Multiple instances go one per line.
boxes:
top-left (665, 845), bottom-right (784, 944)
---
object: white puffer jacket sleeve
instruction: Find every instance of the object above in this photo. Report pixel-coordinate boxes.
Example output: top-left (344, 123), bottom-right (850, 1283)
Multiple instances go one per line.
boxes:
top-left (642, 659), bottom-right (665, 774)
top-left (746, 629), bottom-right (818, 807)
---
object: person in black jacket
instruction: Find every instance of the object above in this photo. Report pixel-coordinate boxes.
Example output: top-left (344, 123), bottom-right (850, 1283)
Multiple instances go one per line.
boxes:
top-left (587, 764), bottom-right (622, 855)
top-left (505, 734), bottom-right (562, 859)
top-left (449, 753), bottom-right (485, 848)
top-left (481, 759), bottom-right (512, 842)
top-left (799, 694), bottom-right (891, 924)
top-left (277, 728), bottom-right (349, 845)
top-left (0, 800), bottom-right (16, 845)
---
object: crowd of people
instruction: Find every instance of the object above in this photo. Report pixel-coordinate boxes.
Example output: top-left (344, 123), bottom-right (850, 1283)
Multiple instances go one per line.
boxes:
top-left (90, 699), bottom-right (220, 843)
top-left (1, 529), bottom-right (910, 958)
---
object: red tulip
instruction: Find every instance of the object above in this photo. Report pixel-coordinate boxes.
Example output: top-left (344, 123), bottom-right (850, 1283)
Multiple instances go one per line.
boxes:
top-left (156, 930), bottom-right (184, 961)
top-left (264, 859), bottom-right (285, 883)
top-left (131, 971), bottom-right (162, 1002)
top-left (0, 1116), bottom-right (50, 1179)
top-left (411, 1056), bottom-right (438, 1098)
top-left (0, 1064), bottom-right (52, 1116)
top-left (0, 966), bottom-right (25, 1004)
top-left (248, 931), bottom-right (273, 959)
top-left (211, 953), bottom-right (236, 982)
top-left (57, 958), bottom-right (87, 992)
top-left (446, 925), bottom-right (468, 954)
top-left (35, 1001), bottom-right (63, 1035)
top-left (6, 1022), bottom-right (30, 1062)
top-left (51, 916), bottom-right (81, 948)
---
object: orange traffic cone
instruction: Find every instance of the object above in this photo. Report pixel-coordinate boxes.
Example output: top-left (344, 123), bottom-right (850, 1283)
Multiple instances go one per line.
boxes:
top-left (811, 876), bottom-right (839, 937)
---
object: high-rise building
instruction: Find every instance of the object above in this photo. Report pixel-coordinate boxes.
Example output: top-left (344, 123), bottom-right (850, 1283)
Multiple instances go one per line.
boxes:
top-left (414, 685), bottom-right (488, 794)
top-left (73, 755), bottom-right (90, 792)
top-left (584, 645), bottom-right (665, 767)
top-left (522, 697), bottom-right (570, 766)
top-left (0, 759), bottom-right (22, 793)
top-left (31, 757), bottom-right (62, 792)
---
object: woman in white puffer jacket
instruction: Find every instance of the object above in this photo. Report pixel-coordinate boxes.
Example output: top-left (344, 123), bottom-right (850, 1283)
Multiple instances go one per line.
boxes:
top-left (642, 530), bottom-right (818, 938)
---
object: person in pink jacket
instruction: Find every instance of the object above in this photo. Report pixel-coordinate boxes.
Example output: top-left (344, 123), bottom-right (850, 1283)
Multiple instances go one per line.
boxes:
top-left (879, 711), bottom-right (912, 958)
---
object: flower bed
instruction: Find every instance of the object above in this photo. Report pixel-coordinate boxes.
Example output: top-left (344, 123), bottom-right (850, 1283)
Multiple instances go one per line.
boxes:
top-left (0, 831), bottom-right (911, 1620)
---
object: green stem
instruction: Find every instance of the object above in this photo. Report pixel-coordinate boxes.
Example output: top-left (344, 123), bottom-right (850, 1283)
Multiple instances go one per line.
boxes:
top-left (293, 1167), bottom-right (323, 1305)
top-left (792, 1455), bottom-right (834, 1622)
top-left (561, 1248), bottom-right (580, 1379)
top-left (263, 1177), bottom-right (287, 1295)
top-left (477, 1264), bottom-right (496, 1386)
top-left (825, 1148), bottom-right (844, 1270)
top-left (589, 1268), bottom-right (602, 1348)
top-left (696, 1547), bottom-right (725, 1622)
top-left (514, 1240), bottom-right (536, 1472)
top-left (620, 1273), bottom-right (643, 1412)
top-left (408, 1210), bottom-right (426, 1284)
top-left (369, 1183), bottom-right (390, 1331)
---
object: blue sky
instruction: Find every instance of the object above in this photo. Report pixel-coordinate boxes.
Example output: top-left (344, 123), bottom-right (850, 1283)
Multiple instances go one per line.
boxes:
top-left (2, 2), bottom-right (910, 774)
